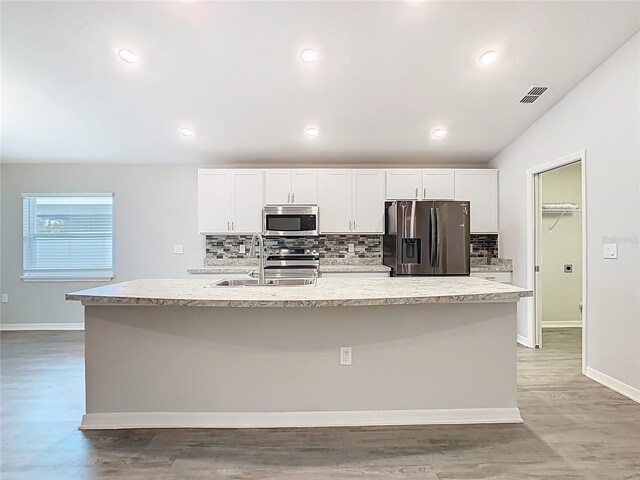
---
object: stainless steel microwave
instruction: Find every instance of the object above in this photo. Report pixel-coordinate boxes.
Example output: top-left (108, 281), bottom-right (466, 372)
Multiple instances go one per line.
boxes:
top-left (263, 205), bottom-right (319, 237)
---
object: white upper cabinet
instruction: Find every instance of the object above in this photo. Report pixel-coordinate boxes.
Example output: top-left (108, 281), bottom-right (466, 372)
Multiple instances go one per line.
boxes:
top-left (422, 169), bottom-right (455, 200)
top-left (198, 169), bottom-right (263, 234)
top-left (386, 169), bottom-right (422, 200)
top-left (264, 170), bottom-right (291, 205)
top-left (454, 169), bottom-right (498, 233)
top-left (352, 170), bottom-right (385, 233)
top-left (198, 170), bottom-right (232, 234)
top-left (265, 169), bottom-right (317, 204)
top-left (199, 168), bottom-right (498, 236)
top-left (318, 170), bottom-right (385, 234)
top-left (231, 170), bottom-right (263, 233)
top-left (291, 169), bottom-right (317, 204)
top-left (317, 170), bottom-right (352, 233)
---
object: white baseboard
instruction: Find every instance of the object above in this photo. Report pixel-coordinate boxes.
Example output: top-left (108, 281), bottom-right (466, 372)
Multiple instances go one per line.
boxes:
top-left (517, 334), bottom-right (534, 348)
top-left (0, 323), bottom-right (84, 331)
top-left (585, 366), bottom-right (640, 404)
top-left (80, 407), bottom-right (523, 430)
top-left (542, 321), bottom-right (582, 328)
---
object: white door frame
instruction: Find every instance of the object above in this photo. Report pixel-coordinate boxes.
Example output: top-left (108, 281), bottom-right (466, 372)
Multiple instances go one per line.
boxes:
top-left (525, 150), bottom-right (587, 374)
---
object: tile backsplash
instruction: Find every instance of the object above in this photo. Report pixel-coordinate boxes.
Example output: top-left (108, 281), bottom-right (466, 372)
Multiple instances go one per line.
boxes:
top-left (205, 235), bottom-right (382, 264)
top-left (470, 234), bottom-right (499, 258)
top-left (205, 233), bottom-right (498, 264)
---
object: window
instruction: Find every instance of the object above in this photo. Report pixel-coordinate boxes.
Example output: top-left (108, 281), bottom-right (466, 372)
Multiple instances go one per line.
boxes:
top-left (22, 194), bottom-right (114, 281)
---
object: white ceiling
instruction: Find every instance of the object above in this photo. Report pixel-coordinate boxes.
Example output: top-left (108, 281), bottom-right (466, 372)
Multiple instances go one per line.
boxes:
top-left (2, 1), bottom-right (639, 165)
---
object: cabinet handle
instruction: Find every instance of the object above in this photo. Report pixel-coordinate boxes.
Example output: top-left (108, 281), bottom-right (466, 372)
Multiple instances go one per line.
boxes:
top-left (415, 187), bottom-right (419, 198)
top-left (486, 276), bottom-right (496, 280)
top-left (349, 220), bottom-right (352, 230)
top-left (231, 221), bottom-right (235, 231)
top-left (292, 192), bottom-right (295, 203)
top-left (287, 193), bottom-right (291, 203)
top-left (227, 221), bottom-right (230, 230)
top-left (353, 220), bottom-right (356, 230)
top-left (423, 187), bottom-right (426, 198)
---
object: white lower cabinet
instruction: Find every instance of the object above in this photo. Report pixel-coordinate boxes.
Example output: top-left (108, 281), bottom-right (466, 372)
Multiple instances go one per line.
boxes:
top-left (318, 169), bottom-right (385, 234)
top-left (470, 271), bottom-right (512, 284)
top-left (198, 169), bottom-right (263, 234)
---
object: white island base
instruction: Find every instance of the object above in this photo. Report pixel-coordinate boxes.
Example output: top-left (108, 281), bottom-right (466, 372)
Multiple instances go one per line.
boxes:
top-left (78, 299), bottom-right (522, 430)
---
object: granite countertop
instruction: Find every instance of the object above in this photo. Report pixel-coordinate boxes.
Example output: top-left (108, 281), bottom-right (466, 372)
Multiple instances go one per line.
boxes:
top-left (470, 259), bottom-right (513, 273)
top-left (66, 277), bottom-right (531, 308)
top-left (187, 264), bottom-right (392, 274)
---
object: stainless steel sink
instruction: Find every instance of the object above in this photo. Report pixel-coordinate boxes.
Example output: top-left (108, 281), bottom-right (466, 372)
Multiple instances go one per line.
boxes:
top-left (206, 278), bottom-right (317, 288)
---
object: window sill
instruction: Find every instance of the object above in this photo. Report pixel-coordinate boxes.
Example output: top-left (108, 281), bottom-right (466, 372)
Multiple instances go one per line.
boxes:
top-left (21, 276), bottom-right (114, 283)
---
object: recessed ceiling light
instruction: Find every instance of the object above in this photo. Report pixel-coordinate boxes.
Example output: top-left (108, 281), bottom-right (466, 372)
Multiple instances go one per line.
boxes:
top-left (479, 51), bottom-right (497, 65)
top-left (116, 48), bottom-right (138, 63)
top-left (178, 127), bottom-right (194, 137)
top-left (431, 128), bottom-right (446, 139)
top-left (300, 49), bottom-right (318, 63)
top-left (305, 127), bottom-right (319, 137)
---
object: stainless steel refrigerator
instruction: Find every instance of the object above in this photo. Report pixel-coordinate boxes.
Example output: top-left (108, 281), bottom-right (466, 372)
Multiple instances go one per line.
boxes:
top-left (383, 200), bottom-right (470, 276)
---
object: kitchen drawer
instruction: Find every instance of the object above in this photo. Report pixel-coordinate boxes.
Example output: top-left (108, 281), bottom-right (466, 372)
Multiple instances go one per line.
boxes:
top-left (470, 271), bottom-right (512, 284)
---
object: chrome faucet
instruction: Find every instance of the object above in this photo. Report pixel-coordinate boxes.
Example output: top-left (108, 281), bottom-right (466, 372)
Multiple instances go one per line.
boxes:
top-left (249, 233), bottom-right (267, 285)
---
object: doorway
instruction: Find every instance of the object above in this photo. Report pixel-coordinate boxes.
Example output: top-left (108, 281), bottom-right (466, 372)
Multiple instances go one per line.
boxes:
top-left (527, 152), bottom-right (587, 373)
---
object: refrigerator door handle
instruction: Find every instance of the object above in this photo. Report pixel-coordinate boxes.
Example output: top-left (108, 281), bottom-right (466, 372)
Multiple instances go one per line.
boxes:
top-left (435, 207), bottom-right (441, 268)
top-left (430, 207), bottom-right (437, 268)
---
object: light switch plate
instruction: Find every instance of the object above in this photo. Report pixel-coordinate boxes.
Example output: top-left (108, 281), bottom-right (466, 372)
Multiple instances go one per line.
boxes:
top-left (239, 244), bottom-right (246, 254)
top-left (603, 243), bottom-right (618, 259)
top-left (1, 294), bottom-right (8, 303)
top-left (173, 245), bottom-right (184, 255)
top-left (348, 244), bottom-right (354, 253)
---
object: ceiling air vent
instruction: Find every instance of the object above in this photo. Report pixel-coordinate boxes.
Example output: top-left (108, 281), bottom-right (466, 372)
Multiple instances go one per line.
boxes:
top-left (518, 85), bottom-right (549, 104)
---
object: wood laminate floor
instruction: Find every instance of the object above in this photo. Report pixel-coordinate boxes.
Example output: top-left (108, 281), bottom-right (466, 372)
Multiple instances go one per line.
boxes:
top-left (1, 328), bottom-right (638, 480)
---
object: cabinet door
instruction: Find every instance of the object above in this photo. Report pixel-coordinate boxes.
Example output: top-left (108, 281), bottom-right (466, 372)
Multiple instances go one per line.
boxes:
top-left (386, 169), bottom-right (421, 200)
top-left (454, 170), bottom-right (498, 233)
top-left (265, 170), bottom-right (291, 205)
top-left (352, 170), bottom-right (385, 233)
top-left (422, 169), bottom-right (455, 200)
top-left (231, 170), bottom-right (264, 233)
top-left (198, 170), bottom-right (231, 234)
top-left (291, 169), bottom-right (318, 204)
top-left (317, 170), bottom-right (353, 233)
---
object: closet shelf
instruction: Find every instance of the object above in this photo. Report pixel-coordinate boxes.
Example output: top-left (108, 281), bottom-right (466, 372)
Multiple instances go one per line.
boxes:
top-left (542, 208), bottom-right (582, 214)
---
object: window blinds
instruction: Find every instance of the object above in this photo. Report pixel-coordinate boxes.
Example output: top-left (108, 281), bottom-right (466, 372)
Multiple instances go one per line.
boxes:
top-left (22, 194), bottom-right (114, 280)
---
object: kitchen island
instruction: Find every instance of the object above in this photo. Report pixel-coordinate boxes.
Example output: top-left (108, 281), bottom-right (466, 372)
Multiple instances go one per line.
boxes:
top-left (67, 277), bottom-right (531, 430)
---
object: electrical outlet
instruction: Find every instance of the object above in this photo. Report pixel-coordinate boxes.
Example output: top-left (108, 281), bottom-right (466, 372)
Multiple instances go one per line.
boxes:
top-left (239, 244), bottom-right (246, 254)
top-left (340, 346), bottom-right (352, 366)
top-left (1, 294), bottom-right (8, 303)
top-left (470, 243), bottom-right (474, 253)
top-left (173, 245), bottom-right (184, 255)
top-left (348, 244), bottom-right (354, 253)
top-left (603, 244), bottom-right (618, 259)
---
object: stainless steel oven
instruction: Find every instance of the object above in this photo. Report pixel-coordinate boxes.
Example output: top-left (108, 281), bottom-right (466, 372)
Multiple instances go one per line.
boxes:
top-left (263, 205), bottom-right (319, 237)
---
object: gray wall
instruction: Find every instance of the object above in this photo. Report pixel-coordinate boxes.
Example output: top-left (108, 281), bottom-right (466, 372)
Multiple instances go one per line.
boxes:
top-left (0, 164), bottom-right (204, 326)
top-left (490, 32), bottom-right (639, 391)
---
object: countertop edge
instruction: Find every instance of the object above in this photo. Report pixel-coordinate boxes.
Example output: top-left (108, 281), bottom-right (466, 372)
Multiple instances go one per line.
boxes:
top-left (65, 291), bottom-right (532, 308)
